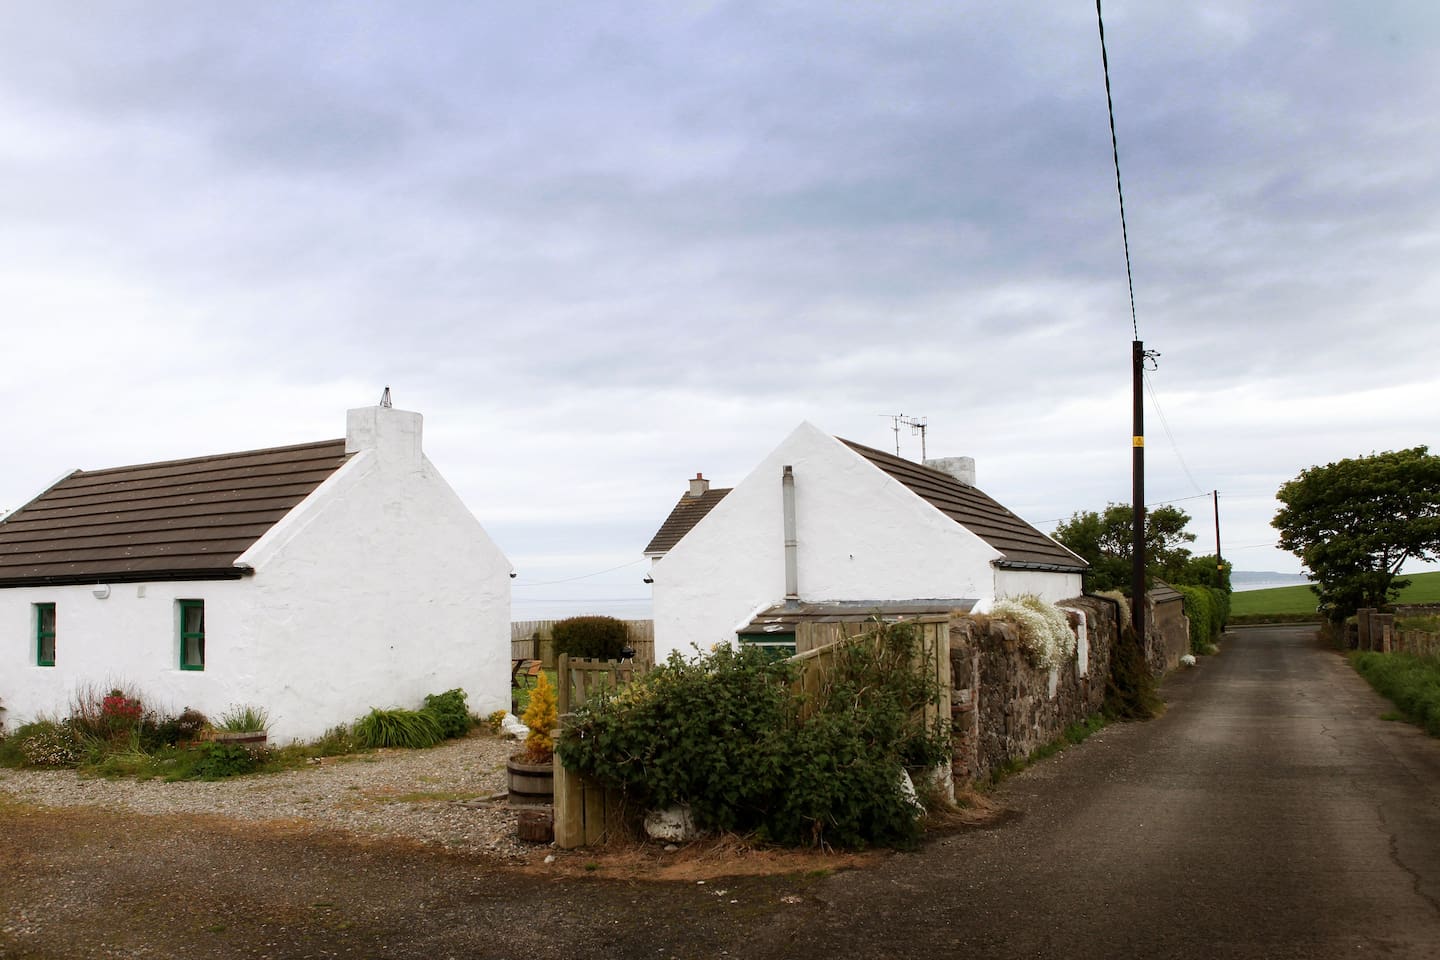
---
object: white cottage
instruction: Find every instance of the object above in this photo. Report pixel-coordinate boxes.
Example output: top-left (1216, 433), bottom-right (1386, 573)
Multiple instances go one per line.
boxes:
top-left (644, 422), bottom-right (1086, 661)
top-left (0, 403), bottom-right (511, 742)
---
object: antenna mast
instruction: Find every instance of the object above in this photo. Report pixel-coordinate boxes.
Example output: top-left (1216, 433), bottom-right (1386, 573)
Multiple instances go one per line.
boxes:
top-left (887, 414), bottom-right (929, 460)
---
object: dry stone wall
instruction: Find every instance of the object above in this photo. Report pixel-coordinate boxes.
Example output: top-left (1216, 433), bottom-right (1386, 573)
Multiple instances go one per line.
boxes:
top-left (949, 596), bottom-right (1117, 784)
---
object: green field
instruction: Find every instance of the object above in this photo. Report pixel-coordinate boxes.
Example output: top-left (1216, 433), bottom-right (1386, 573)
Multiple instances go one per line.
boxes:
top-left (1231, 570), bottom-right (1440, 618)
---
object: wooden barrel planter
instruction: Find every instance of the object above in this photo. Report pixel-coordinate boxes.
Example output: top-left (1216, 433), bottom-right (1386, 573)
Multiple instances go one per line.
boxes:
top-left (209, 731), bottom-right (268, 753)
top-left (507, 755), bottom-right (554, 806)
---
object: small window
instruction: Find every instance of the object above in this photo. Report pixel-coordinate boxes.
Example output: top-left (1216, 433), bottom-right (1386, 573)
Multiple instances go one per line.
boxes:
top-left (737, 633), bottom-right (796, 661)
top-left (178, 600), bottom-right (205, 671)
top-left (35, 603), bottom-right (56, 667)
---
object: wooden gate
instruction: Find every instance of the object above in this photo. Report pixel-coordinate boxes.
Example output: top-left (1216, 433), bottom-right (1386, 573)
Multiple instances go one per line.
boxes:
top-left (552, 655), bottom-right (647, 848)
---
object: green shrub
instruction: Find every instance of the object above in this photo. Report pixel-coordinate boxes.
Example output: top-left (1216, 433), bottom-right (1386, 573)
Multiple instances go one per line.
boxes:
top-left (354, 708), bottom-right (444, 749)
top-left (140, 708), bottom-right (210, 750)
top-left (189, 742), bottom-right (260, 780)
top-left (551, 616), bottom-right (630, 661)
top-left (560, 623), bottom-right (949, 849)
top-left (421, 688), bottom-right (471, 740)
top-left (1177, 585), bottom-right (1231, 654)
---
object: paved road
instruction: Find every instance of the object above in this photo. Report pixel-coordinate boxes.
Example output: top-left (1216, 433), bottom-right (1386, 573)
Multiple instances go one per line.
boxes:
top-left (3, 624), bottom-right (1438, 959)
top-left (725, 623), bottom-right (1440, 959)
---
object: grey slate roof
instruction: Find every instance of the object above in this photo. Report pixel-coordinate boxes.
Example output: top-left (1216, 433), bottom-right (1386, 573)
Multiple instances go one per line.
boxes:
top-left (643, 488), bottom-right (732, 555)
top-left (839, 438), bottom-right (1088, 572)
top-left (0, 439), bottom-right (350, 587)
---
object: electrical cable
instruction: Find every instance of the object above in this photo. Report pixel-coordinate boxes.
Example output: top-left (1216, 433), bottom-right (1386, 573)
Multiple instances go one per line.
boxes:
top-left (1143, 371), bottom-right (1207, 496)
top-left (1096, 0), bottom-right (1139, 340)
top-left (513, 558), bottom-right (647, 587)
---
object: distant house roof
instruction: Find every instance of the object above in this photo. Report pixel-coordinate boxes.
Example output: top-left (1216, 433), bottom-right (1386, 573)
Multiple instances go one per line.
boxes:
top-left (839, 438), bottom-right (1086, 573)
top-left (643, 487), bottom-right (732, 556)
top-left (0, 439), bottom-right (351, 588)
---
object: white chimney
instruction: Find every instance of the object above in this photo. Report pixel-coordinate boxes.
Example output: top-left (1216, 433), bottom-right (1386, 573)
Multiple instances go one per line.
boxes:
top-left (347, 404), bottom-right (423, 471)
top-left (925, 456), bottom-right (976, 487)
top-left (688, 472), bottom-right (710, 498)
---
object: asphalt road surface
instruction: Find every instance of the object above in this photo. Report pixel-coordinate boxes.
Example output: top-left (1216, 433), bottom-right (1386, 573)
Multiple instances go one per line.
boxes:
top-left (3, 624), bottom-right (1438, 959)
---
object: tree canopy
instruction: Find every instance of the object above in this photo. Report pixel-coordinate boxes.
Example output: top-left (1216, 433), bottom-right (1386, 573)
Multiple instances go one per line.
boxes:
top-left (1052, 503), bottom-right (1202, 593)
top-left (1272, 446), bottom-right (1440, 620)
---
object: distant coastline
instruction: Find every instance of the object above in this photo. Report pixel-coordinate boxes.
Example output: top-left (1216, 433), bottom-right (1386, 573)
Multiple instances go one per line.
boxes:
top-left (1230, 570), bottom-right (1311, 593)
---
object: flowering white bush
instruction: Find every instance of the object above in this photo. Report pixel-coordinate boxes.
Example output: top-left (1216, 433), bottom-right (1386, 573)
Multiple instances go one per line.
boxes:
top-left (990, 594), bottom-right (1077, 670)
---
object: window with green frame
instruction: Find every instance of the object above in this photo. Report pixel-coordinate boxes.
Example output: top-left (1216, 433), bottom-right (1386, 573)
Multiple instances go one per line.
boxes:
top-left (178, 599), bottom-right (205, 671)
top-left (736, 632), bottom-right (796, 661)
top-left (35, 602), bottom-right (56, 667)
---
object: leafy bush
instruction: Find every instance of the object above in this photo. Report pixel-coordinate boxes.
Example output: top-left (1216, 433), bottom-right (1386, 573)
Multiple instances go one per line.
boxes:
top-left (1177, 585), bottom-right (1229, 654)
top-left (1351, 652), bottom-right (1440, 736)
top-left (519, 673), bottom-right (559, 762)
top-left (218, 704), bottom-right (270, 733)
top-left (421, 688), bottom-right (471, 740)
top-left (354, 708), bottom-right (444, 749)
top-left (560, 624), bottom-right (949, 849)
top-left (486, 710), bottom-right (508, 734)
top-left (989, 595), bottom-right (1076, 669)
top-left (67, 682), bottom-right (147, 742)
top-left (190, 742), bottom-right (261, 780)
top-left (551, 615), bottom-right (630, 661)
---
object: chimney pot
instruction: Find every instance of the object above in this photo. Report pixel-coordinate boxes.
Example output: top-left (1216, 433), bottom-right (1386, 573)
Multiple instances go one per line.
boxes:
top-left (688, 473), bottom-right (710, 498)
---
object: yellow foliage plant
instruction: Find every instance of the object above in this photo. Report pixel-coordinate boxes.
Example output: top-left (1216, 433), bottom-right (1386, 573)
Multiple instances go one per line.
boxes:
top-left (520, 671), bottom-right (559, 763)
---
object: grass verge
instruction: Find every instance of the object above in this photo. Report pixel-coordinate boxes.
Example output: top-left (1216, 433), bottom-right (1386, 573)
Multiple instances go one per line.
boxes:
top-left (1350, 651), bottom-right (1440, 736)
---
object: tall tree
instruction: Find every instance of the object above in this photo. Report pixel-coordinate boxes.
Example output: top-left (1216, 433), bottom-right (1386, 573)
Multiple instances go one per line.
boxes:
top-left (1053, 503), bottom-right (1196, 593)
top-left (1272, 446), bottom-right (1440, 620)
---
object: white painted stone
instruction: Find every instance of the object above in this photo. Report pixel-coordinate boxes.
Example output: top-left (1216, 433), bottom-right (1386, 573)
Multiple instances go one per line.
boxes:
top-left (0, 405), bottom-right (511, 744)
top-left (644, 804), bottom-right (705, 842)
top-left (1181, 654), bottom-right (1197, 667)
top-left (501, 714), bottom-right (530, 739)
top-left (898, 768), bottom-right (925, 816)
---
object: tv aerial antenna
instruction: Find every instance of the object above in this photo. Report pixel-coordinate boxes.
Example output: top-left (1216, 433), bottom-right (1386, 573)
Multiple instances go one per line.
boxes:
top-left (884, 414), bottom-right (928, 460)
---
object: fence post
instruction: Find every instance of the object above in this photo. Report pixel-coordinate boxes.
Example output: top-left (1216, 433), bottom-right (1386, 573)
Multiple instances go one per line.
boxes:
top-left (1356, 609), bottom-right (1375, 651)
top-left (1376, 614), bottom-right (1395, 654)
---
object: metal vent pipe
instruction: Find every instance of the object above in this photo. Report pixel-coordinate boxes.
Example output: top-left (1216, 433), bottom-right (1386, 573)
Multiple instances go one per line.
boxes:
top-left (782, 465), bottom-right (798, 605)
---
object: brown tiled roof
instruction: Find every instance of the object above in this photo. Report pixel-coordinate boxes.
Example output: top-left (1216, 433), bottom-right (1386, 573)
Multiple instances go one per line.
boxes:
top-left (643, 488), bottom-right (731, 555)
top-left (840, 439), bottom-right (1087, 573)
top-left (0, 439), bottom-right (351, 587)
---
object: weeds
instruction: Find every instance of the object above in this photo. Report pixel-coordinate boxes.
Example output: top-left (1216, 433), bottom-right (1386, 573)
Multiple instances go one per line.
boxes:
top-left (1350, 652), bottom-right (1440, 736)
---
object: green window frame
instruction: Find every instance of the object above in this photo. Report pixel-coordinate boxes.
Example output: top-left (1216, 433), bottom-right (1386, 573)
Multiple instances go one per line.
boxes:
top-left (178, 599), bottom-right (205, 671)
top-left (737, 632), bottom-right (796, 661)
top-left (35, 602), bottom-right (56, 667)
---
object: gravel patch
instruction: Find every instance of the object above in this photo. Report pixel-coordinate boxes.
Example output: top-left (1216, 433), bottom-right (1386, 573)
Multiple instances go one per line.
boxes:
top-left (0, 733), bottom-right (539, 862)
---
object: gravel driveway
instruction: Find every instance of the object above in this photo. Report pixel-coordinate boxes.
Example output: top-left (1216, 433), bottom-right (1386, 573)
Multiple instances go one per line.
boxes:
top-left (0, 732), bottom-right (535, 862)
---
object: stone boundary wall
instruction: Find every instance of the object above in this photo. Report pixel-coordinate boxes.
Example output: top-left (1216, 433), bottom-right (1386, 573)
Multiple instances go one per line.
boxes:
top-left (949, 596), bottom-right (1118, 784)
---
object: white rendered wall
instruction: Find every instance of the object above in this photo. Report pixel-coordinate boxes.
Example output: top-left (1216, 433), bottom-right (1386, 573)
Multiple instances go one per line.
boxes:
top-left (652, 422), bottom-right (1006, 661)
top-left (994, 568), bottom-right (1084, 604)
top-left (1, 579), bottom-right (255, 731)
top-left (1, 407), bottom-right (511, 743)
top-left (233, 408), bottom-right (511, 742)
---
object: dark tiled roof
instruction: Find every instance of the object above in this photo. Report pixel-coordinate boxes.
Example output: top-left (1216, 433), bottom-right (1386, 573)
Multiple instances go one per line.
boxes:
top-left (0, 439), bottom-right (350, 587)
top-left (840, 439), bottom-right (1087, 573)
top-left (643, 488), bottom-right (731, 555)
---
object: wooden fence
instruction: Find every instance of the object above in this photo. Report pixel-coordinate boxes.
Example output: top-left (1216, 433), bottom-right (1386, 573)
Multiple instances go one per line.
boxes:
top-left (511, 619), bottom-right (655, 668)
top-left (792, 616), bottom-right (951, 731)
top-left (552, 654), bottom-right (647, 849)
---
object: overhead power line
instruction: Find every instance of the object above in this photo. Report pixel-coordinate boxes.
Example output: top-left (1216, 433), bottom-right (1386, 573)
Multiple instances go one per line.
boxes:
top-left (1096, 0), bottom-right (1139, 341)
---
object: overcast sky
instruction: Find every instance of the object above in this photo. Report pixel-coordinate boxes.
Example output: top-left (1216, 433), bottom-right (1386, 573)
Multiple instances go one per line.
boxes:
top-left (3, 2), bottom-right (1437, 618)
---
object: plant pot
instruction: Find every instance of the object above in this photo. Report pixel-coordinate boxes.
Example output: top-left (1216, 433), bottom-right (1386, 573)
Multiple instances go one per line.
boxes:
top-left (507, 754), bottom-right (554, 806)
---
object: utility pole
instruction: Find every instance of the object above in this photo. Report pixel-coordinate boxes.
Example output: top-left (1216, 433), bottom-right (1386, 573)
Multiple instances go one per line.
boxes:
top-left (1213, 489), bottom-right (1223, 576)
top-left (1131, 340), bottom-right (1146, 639)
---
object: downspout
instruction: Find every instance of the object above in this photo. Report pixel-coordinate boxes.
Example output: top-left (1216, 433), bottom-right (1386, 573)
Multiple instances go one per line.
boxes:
top-left (782, 465), bottom-right (799, 608)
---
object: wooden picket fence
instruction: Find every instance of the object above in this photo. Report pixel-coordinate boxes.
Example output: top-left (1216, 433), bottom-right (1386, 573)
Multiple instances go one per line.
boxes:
top-left (511, 619), bottom-right (655, 668)
top-left (552, 654), bottom-right (648, 849)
